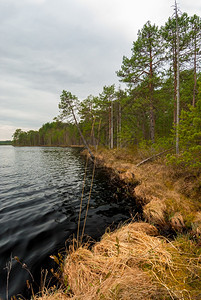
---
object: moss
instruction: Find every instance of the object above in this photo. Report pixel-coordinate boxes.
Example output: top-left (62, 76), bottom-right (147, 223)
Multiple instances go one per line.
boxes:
top-left (183, 213), bottom-right (196, 229)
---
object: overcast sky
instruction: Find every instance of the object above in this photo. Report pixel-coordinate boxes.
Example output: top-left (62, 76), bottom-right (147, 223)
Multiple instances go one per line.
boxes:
top-left (0, 0), bottom-right (200, 140)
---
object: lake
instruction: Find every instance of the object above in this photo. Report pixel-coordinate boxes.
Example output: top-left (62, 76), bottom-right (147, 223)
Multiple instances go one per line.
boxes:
top-left (0, 146), bottom-right (136, 299)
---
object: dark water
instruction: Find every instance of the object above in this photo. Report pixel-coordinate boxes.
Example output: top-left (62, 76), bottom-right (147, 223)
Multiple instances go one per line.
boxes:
top-left (0, 146), bottom-right (136, 299)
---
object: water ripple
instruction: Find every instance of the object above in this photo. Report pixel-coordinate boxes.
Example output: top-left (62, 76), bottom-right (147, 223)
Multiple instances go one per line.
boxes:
top-left (0, 146), bottom-right (135, 299)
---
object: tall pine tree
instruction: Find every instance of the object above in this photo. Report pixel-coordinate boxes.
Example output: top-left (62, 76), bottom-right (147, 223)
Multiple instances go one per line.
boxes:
top-left (117, 21), bottom-right (164, 142)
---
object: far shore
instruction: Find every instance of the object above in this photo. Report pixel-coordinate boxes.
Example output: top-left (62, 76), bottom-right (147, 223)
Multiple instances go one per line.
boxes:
top-left (0, 141), bottom-right (12, 145)
top-left (12, 144), bottom-right (85, 148)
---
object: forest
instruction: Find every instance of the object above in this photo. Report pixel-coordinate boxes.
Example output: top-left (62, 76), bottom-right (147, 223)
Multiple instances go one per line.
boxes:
top-left (0, 140), bottom-right (12, 145)
top-left (12, 11), bottom-right (201, 169)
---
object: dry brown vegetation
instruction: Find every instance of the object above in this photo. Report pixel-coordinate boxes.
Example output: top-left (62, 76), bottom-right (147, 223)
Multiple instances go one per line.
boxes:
top-left (35, 222), bottom-right (201, 300)
top-left (94, 148), bottom-right (201, 235)
top-left (35, 148), bottom-right (201, 300)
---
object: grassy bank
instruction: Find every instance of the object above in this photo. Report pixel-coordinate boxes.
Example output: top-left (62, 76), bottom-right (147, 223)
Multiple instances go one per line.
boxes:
top-left (94, 148), bottom-right (201, 235)
top-left (35, 222), bottom-right (201, 299)
top-left (34, 148), bottom-right (201, 300)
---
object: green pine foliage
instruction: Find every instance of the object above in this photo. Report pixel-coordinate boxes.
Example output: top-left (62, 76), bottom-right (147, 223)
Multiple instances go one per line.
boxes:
top-left (167, 77), bottom-right (201, 168)
top-left (167, 98), bottom-right (201, 169)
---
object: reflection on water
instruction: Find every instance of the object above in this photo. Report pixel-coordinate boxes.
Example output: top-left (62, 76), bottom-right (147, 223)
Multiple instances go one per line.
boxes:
top-left (0, 146), bottom-right (137, 299)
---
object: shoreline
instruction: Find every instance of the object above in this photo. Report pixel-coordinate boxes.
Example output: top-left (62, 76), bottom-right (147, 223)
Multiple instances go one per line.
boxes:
top-left (34, 148), bottom-right (201, 299)
top-left (93, 148), bottom-right (201, 236)
top-left (12, 144), bottom-right (85, 148)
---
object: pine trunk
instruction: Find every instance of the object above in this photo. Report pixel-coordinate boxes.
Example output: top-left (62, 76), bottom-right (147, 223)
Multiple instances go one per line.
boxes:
top-left (193, 39), bottom-right (197, 107)
top-left (173, 51), bottom-right (177, 125)
top-left (109, 104), bottom-right (111, 149)
top-left (175, 0), bottom-right (180, 155)
top-left (149, 103), bottom-right (155, 143)
top-left (111, 101), bottom-right (114, 149)
top-left (149, 46), bottom-right (155, 143)
top-left (117, 102), bottom-right (122, 148)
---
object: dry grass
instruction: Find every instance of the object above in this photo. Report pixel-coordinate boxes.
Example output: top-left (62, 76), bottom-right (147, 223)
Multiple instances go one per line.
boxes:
top-left (63, 223), bottom-right (163, 300)
top-left (35, 290), bottom-right (67, 300)
top-left (93, 149), bottom-right (201, 234)
top-left (35, 222), bottom-right (201, 300)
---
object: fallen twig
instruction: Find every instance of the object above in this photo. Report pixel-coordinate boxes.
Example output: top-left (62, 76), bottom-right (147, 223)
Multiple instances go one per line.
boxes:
top-left (136, 148), bottom-right (174, 167)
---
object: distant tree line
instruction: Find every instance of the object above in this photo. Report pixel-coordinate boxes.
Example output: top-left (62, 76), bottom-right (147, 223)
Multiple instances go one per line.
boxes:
top-left (13, 11), bottom-right (201, 168)
top-left (12, 122), bottom-right (80, 146)
top-left (0, 140), bottom-right (12, 145)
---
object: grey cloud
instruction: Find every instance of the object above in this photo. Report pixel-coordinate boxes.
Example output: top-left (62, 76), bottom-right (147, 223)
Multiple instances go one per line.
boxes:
top-left (0, 0), bottom-right (123, 87)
